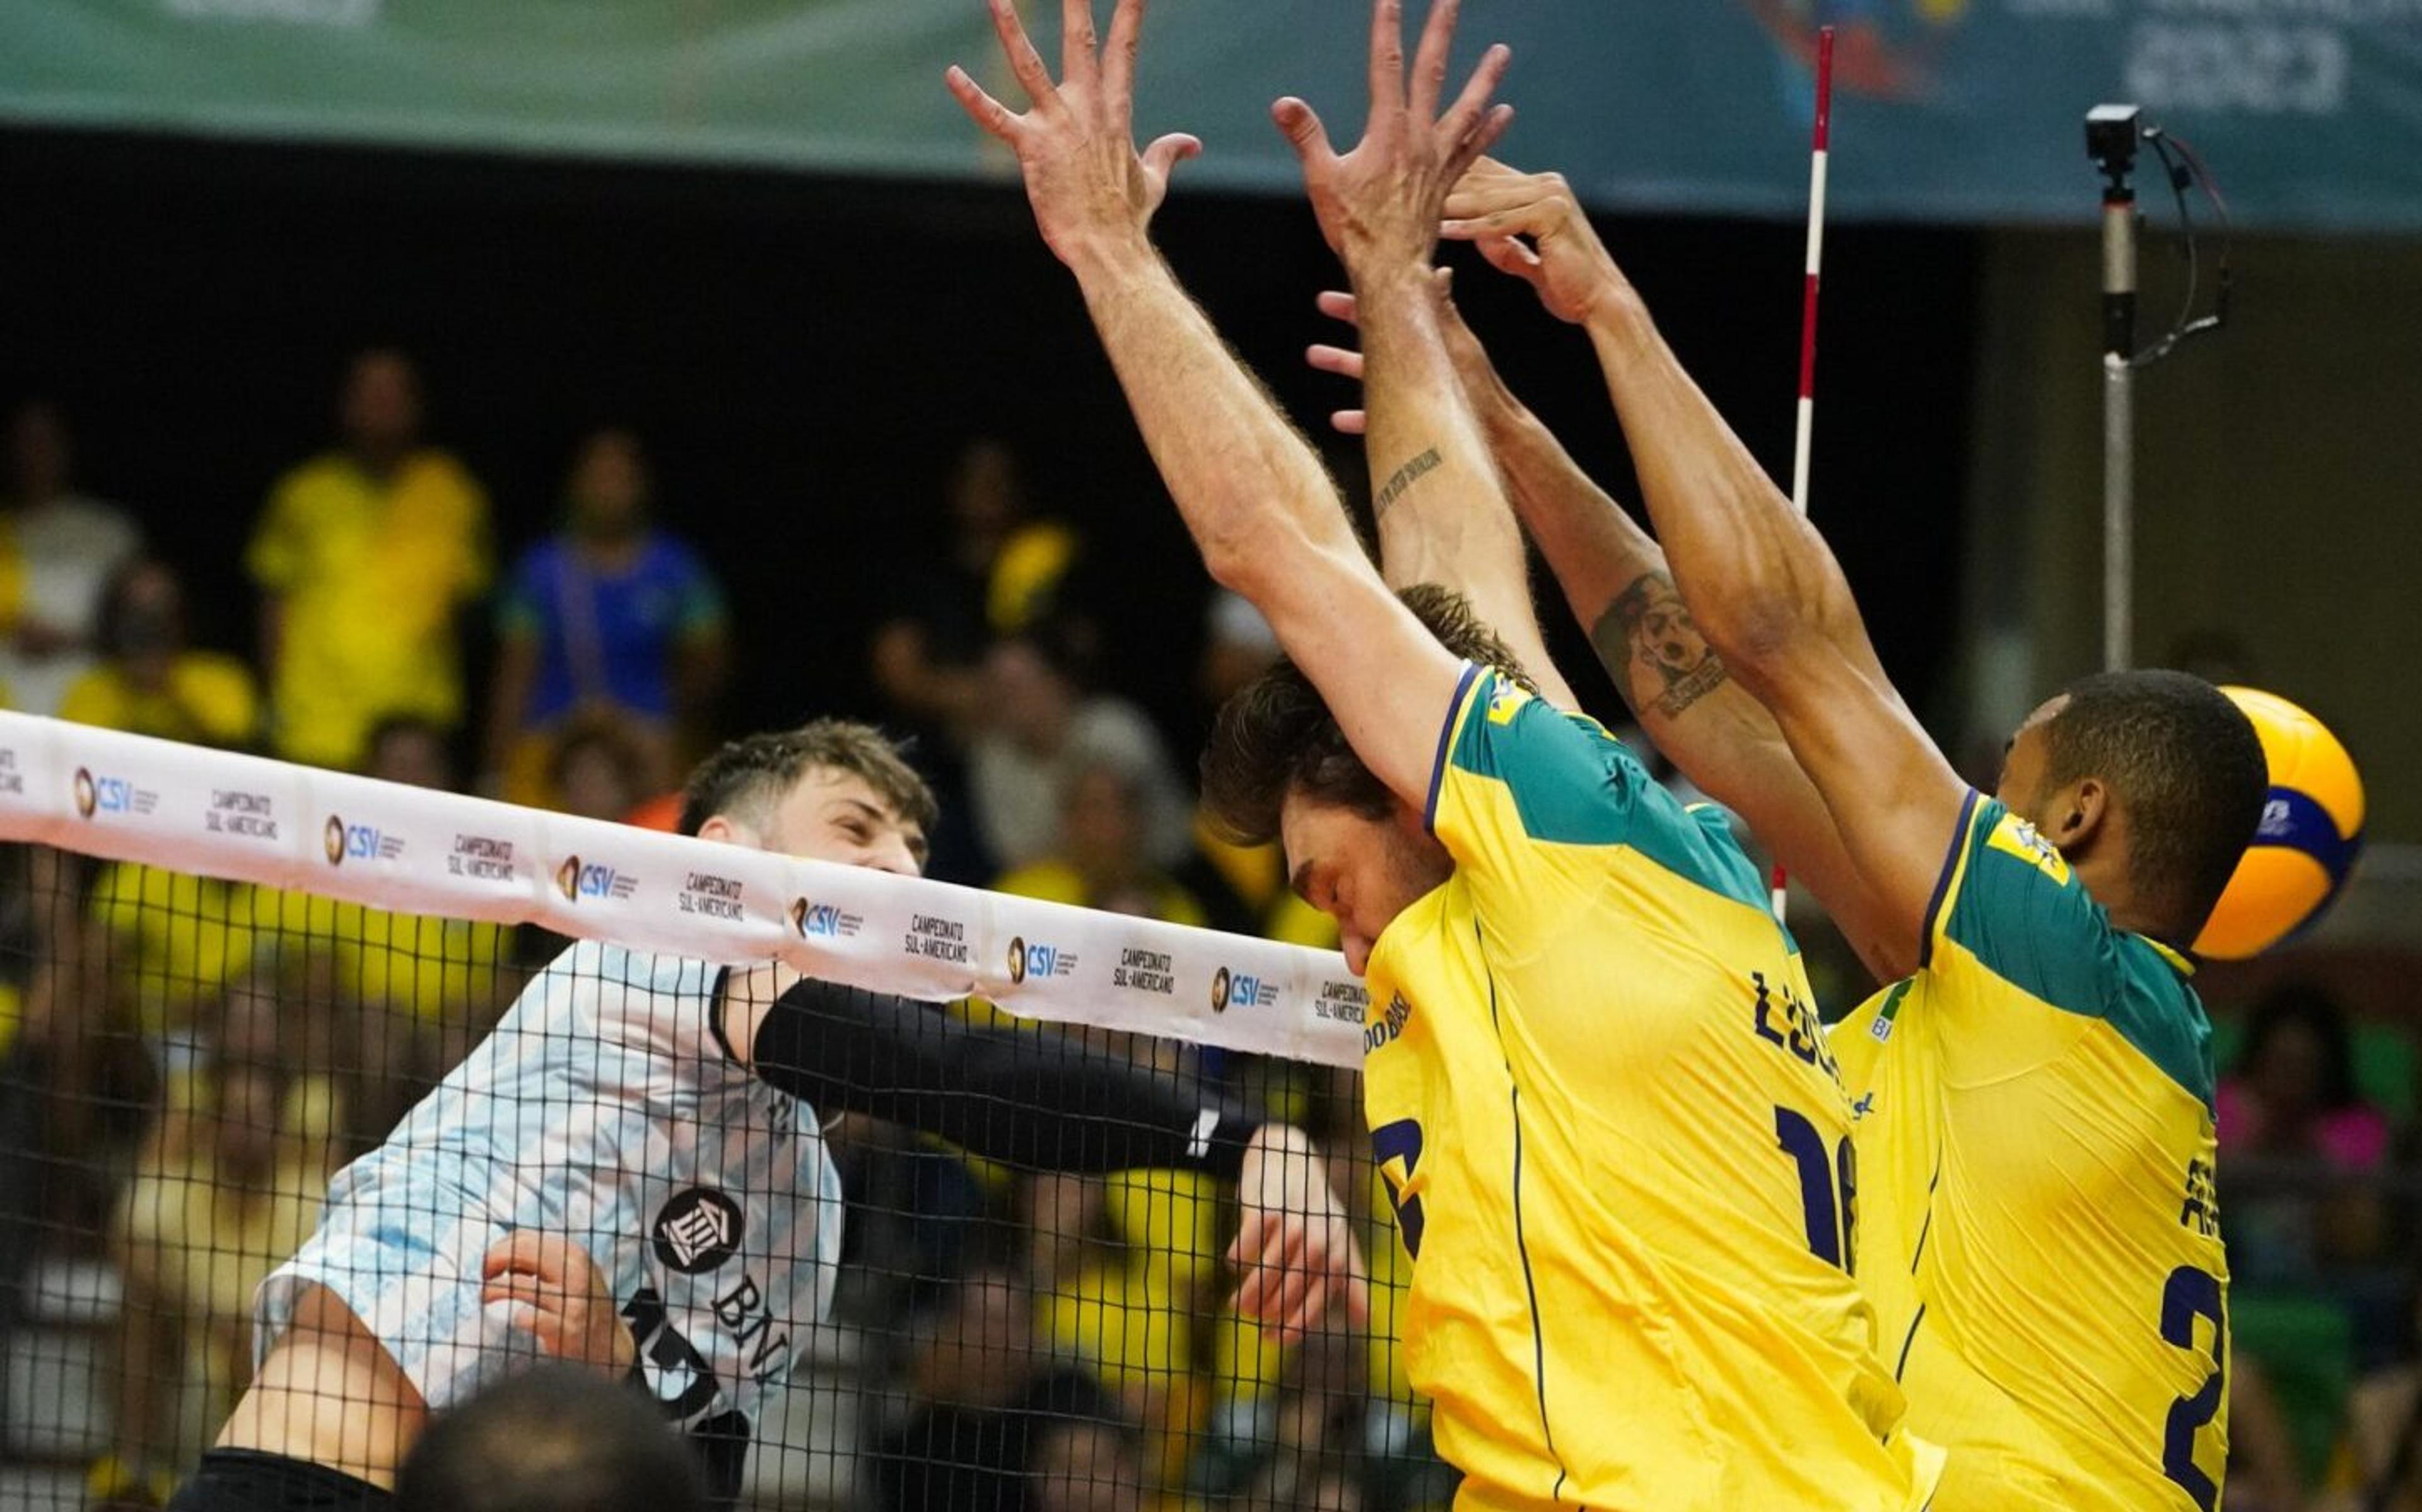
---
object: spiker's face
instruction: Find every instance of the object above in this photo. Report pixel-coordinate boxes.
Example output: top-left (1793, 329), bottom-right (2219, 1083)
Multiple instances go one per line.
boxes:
top-left (1280, 791), bottom-right (1453, 977)
top-left (701, 765), bottom-right (928, 876)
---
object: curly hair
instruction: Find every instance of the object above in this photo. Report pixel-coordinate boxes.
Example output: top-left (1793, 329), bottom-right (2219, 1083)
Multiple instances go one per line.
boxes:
top-left (1200, 583), bottom-right (1538, 846)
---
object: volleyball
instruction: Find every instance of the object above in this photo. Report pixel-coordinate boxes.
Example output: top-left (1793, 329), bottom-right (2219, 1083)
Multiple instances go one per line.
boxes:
top-left (2192, 687), bottom-right (2365, 960)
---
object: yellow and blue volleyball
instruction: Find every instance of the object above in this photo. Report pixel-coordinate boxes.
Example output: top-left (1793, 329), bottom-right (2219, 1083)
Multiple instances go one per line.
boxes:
top-left (2193, 687), bottom-right (2364, 960)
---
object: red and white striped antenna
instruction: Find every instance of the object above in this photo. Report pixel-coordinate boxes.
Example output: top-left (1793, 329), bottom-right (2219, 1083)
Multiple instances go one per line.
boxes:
top-left (1774, 23), bottom-right (1834, 925)
top-left (1791, 24), bottom-right (1834, 516)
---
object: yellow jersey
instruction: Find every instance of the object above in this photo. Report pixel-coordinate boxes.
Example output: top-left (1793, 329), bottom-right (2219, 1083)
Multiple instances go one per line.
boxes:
top-left (245, 449), bottom-right (490, 769)
top-left (56, 653), bottom-right (261, 750)
top-left (1835, 793), bottom-right (2230, 1511)
top-left (1362, 666), bottom-right (1936, 1511)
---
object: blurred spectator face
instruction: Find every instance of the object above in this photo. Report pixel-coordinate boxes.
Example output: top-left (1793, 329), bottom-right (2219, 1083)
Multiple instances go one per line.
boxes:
top-left (1027, 1421), bottom-right (1145, 1512)
top-left (368, 721), bottom-right (458, 791)
top-left (100, 560), bottom-right (187, 668)
top-left (213, 1066), bottom-right (283, 1185)
top-left (556, 734), bottom-right (641, 823)
top-left (913, 1269), bottom-right (1034, 1409)
top-left (950, 439), bottom-right (1023, 548)
top-left (1200, 590), bottom-right (1282, 710)
top-left (985, 640), bottom-right (1075, 753)
top-left (1062, 765), bottom-right (1142, 881)
top-left (2249, 1017), bottom-right (2329, 1124)
top-left (8, 400), bottom-right (70, 503)
top-left (342, 349), bottom-right (423, 460)
top-left (568, 430), bottom-right (650, 540)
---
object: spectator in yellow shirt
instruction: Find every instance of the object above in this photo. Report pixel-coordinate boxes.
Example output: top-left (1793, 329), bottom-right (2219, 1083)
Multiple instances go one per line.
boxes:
top-left (994, 762), bottom-right (1208, 928)
top-left (57, 558), bottom-right (259, 750)
top-left (247, 349), bottom-right (491, 771)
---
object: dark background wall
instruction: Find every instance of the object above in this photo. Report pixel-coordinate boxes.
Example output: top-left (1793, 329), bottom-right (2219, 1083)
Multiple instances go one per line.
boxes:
top-left (0, 127), bottom-right (1975, 762)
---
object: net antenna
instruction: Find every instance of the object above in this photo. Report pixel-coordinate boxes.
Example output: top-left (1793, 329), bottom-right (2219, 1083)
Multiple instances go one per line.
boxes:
top-left (2088, 102), bottom-right (2233, 672)
top-left (1774, 23), bottom-right (1834, 924)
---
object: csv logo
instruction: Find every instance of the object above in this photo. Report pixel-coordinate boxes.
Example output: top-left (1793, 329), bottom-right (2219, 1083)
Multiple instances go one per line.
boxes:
top-left (556, 856), bottom-right (636, 902)
top-left (790, 898), bottom-right (863, 939)
top-left (798, 902), bottom-right (845, 936)
top-left (324, 815), bottom-right (402, 866)
top-left (73, 767), bottom-right (150, 819)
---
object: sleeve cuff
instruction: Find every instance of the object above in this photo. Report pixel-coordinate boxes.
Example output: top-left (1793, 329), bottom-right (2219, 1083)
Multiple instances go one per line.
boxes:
top-left (1424, 662), bottom-right (1484, 836)
top-left (1917, 789), bottom-right (1982, 971)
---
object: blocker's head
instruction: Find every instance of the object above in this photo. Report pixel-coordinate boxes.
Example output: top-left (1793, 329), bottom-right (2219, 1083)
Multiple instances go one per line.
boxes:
top-left (681, 719), bottom-right (935, 875)
top-left (1995, 668), bottom-right (2265, 946)
top-left (1203, 584), bottom-right (1533, 976)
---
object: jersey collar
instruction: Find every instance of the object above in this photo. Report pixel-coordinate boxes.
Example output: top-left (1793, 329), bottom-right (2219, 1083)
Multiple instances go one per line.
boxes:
top-left (2136, 934), bottom-right (2198, 977)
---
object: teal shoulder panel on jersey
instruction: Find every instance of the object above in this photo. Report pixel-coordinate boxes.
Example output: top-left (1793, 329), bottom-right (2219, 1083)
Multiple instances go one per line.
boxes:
top-left (1446, 667), bottom-right (1770, 915)
top-left (1943, 796), bottom-right (2214, 1108)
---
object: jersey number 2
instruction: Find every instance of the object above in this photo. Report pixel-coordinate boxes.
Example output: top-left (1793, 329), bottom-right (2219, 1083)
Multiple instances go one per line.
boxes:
top-left (2159, 1264), bottom-right (2225, 1512)
top-left (1370, 1118), bottom-right (1426, 1259)
top-left (1774, 1106), bottom-right (1857, 1272)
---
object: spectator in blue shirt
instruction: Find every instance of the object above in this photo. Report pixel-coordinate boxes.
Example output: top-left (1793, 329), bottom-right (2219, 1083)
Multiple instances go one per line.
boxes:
top-left (484, 429), bottom-right (730, 801)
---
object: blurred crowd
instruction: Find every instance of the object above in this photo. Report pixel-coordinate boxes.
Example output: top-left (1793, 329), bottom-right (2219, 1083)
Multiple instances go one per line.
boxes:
top-left (0, 356), bottom-right (2413, 1510)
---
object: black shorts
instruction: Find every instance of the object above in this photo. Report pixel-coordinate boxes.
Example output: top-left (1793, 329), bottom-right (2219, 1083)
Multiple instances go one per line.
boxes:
top-left (165, 1450), bottom-right (395, 1512)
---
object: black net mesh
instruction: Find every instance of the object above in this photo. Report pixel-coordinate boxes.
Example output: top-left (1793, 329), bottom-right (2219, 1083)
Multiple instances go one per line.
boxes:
top-left (0, 840), bottom-right (1438, 1511)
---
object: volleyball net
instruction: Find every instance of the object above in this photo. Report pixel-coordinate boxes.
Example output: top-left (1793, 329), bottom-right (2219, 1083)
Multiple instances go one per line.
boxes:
top-left (0, 714), bottom-right (1434, 1511)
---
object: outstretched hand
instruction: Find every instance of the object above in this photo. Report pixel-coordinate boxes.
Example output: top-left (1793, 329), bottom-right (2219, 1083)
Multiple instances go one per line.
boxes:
top-left (1273, 0), bottom-right (1513, 273)
top-left (1308, 267), bottom-right (1512, 436)
top-left (946, 0), bottom-right (1201, 269)
top-left (1441, 158), bottom-right (1625, 325)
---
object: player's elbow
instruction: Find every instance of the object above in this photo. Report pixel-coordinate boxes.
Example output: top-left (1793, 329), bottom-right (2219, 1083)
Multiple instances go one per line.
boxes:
top-left (1690, 585), bottom-right (1805, 692)
top-left (1200, 511), bottom-right (1314, 603)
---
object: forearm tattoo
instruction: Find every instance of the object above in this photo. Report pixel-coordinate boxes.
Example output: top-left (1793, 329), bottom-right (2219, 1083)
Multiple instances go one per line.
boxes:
top-left (1372, 446), bottom-right (1442, 520)
top-left (1591, 571), bottom-right (1731, 720)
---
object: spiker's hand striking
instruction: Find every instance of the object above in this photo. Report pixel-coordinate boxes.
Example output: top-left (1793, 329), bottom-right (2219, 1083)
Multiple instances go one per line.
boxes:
top-left (946, 0), bottom-right (1201, 269)
top-left (1273, 0), bottom-right (1513, 274)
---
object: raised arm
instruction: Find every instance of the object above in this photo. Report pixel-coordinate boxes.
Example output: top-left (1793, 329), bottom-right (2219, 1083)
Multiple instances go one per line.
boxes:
top-left (1443, 161), bottom-right (1966, 972)
top-left (1273, 5), bottom-right (1572, 710)
top-left (946, 0), bottom-right (1512, 809)
top-left (1310, 282), bottom-right (1905, 978)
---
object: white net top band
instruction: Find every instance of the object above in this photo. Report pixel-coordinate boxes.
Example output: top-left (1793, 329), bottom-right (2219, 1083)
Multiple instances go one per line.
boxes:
top-left (0, 712), bottom-right (1369, 1068)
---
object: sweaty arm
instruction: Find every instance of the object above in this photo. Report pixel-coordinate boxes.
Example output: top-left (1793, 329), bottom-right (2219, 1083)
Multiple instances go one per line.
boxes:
top-left (1070, 244), bottom-right (1466, 806)
top-left (1443, 161), bottom-right (1967, 972)
top-left (1352, 268), bottom-right (1577, 711)
top-left (1471, 350), bottom-right (1905, 979)
top-left (729, 968), bottom-right (1262, 1178)
top-left (1577, 277), bottom-right (1967, 970)
top-left (1319, 281), bottom-right (1901, 975)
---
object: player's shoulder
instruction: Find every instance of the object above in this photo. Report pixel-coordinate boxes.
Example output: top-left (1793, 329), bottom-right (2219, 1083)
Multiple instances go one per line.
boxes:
top-left (1934, 794), bottom-right (2215, 1103)
top-left (533, 938), bottom-right (722, 1005)
top-left (1439, 666), bottom-right (1768, 910)
top-left (1439, 665), bottom-right (1635, 813)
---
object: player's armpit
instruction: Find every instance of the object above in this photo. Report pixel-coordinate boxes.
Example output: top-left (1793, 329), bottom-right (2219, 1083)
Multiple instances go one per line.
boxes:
top-left (1243, 532), bottom-right (1481, 812)
top-left (1586, 570), bottom-right (1911, 980)
top-left (1750, 639), bottom-right (1974, 972)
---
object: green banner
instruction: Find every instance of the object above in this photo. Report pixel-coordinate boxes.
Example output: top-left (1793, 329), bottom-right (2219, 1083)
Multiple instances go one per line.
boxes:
top-left (5, 1), bottom-right (2421, 230)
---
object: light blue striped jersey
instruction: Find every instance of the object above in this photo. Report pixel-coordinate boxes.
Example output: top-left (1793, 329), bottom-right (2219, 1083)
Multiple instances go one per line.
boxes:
top-left (257, 940), bottom-right (845, 1441)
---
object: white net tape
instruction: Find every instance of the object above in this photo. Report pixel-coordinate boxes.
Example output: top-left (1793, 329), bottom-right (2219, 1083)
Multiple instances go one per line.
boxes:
top-left (0, 712), bottom-right (1368, 1067)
